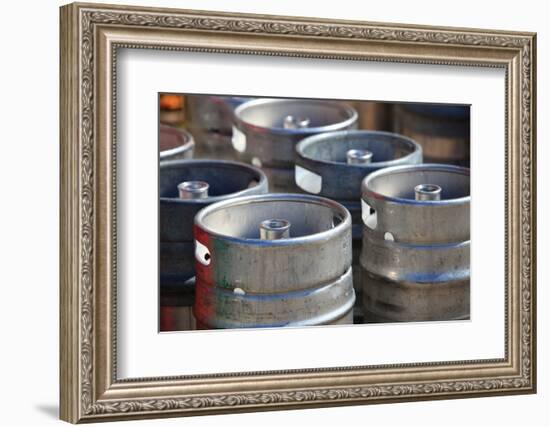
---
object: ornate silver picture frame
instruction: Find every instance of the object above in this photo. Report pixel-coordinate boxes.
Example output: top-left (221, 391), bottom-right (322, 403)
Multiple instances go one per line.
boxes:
top-left (60, 2), bottom-right (536, 423)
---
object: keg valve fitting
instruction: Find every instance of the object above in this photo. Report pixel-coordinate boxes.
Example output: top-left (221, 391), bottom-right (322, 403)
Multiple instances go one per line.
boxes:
top-left (346, 149), bottom-right (373, 165)
top-left (178, 181), bottom-right (209, 199)
top-left (260, 219), bottom-right (291, 240)
top-left (283, 115), bottom-right (310, 129)
top-left (414, 184), bottom-right (442, 201)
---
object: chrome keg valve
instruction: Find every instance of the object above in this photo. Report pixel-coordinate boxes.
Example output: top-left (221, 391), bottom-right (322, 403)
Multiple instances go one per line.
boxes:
top-left (178, 181), bottom-right (209, 199)
top-left (346, 148), bottom-right (373, 165)
top-left (283, 115), bottom-right (310, 129)
top-left (259, 219), bottom-right (291, 240)
top-left (414, 184), bottom-right (442, 201)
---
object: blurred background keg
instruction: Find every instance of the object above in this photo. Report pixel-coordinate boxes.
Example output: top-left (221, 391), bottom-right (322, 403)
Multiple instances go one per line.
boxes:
top-left (233, 99), bottom-right (358, 192)
top-left (295, 130), bottom-right (422, 322)
top-left (159, 160), bottom-right (268, 331)
top-left (186, 95), bottom-right (252, 160)
top-left (347, 101), bottom-right (394, 132)
top-left (360, 164), bottom-right (470, 322)
top-left (159, 124), bottom-right (195, 161)
top-left (193, 194), bottom-right (355, 329)
top-left (393, 104), bottom-right (470, 167)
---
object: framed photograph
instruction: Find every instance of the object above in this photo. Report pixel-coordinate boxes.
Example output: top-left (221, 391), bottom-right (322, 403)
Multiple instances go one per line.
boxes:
top-left (60, 2), bottom-right (537, 423)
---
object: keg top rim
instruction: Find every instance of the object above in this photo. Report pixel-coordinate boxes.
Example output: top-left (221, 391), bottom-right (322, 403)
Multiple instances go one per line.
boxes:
top-left (362, 163), bottom-right (470, 205)
top-left (159, 159), bottom-right (267, 203)
top-left (194, 193), bottom-right (351, 245)
top-left (296, 130), bottom-right (422, 167)
top-left (234, 98), bottom-right (358, 135)
top-left (159, 125), bottom-right (195, 159)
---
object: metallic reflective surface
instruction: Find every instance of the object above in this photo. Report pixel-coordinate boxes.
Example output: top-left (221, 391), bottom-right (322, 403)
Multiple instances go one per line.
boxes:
top-left (260, 219), bottom-right (291, 240)
top-left (296, 130), bottom-right (422, 321)
top-left (159, 124), bottom-right (195, 161)
top-left (283, 114), bottom-right (311, 129)
top-left (178, 181), bottom-right (210, 199)
top-left (160, 160), bottom-right (268, 297)
top-left (234, 99), bottom-right (358, 191)
top-left (361, 164), bottom-right (470, 322)
top-left (414, 183), bottom-right (442, 201)
top-left (295, 130), bottom-right (422, 200)
top-left (346, 148), bottom-right (373, 165)
top-left (193, 194), bottom-right (355, 328)
top-left (362, 164), bottom-right (469, 243)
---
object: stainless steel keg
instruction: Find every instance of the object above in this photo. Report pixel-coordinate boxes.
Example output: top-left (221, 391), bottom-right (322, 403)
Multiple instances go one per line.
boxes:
top-left (393, 104), bottom-right (470, 167)
top-left (360, 164), bottom-right (470, 322)
top-left (186, 95), bottom-right (251, 159)
top-left (193, 194), bottom-right (355, 329)
top-left (159, 125), bottom-right (195, 161)
top-left (233, 99), bottom-right (358, 192)
top-left (159, 160), bottom-right (268, 331)
top-left (295, 130), bottom-right (422, 322)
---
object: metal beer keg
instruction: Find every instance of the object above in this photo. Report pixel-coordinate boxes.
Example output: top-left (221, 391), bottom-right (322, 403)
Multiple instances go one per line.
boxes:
top-left (186, 95), bottom-right (251, 159)
top-left (393, 104), bottom-right (470, 166)
top-left (159, 124), bottom-right (195, 161)
top-left (193, 194), bottom-right (355, 329)
top-left (232, 99), bottom-right (358, 192)
top-left (360, 164), bottom-right (470, 322)
top-left (295, 130), bottom-right (422, 321)
top-left (159, 160), bottom-right (268, 331)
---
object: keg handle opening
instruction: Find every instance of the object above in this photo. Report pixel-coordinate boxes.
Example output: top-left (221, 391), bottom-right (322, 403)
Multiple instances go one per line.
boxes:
top-left (361, 200), bottom-right (378, 229)
top-left (283, 115), bottom-right (310, 129)
top-left (195, 240), bottom-right (212, 266)
top-left (260, 219), bottom-right (291, 240)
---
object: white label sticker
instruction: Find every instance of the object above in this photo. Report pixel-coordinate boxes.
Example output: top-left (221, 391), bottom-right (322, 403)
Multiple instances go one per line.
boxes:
top-left (232, 126), bottom-right (247, 153)
top-left (194, 240), bottom-right (211, 266)
top-left (361, 199), bottom-right (377, 229)
top-left (295, 165), bottom-right (322, 194)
